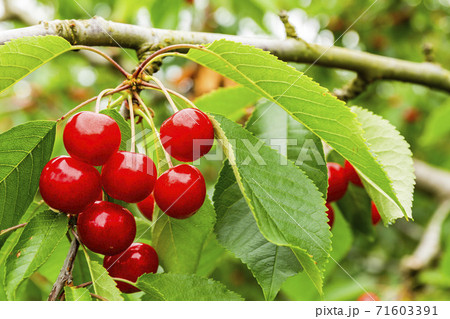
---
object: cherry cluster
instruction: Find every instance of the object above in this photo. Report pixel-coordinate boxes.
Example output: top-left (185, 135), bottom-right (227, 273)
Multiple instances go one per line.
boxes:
top-left (39, 107), bottom-right (214, 293)
top-left (325, 160), bottom-right (381, 229)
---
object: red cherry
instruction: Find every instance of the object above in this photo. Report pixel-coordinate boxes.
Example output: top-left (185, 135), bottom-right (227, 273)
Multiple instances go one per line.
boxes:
top-left (326, 162), bottom-right (348, 202)
top-left (344, 160), bottom-right (363, 187)
top-left (77, 201), bottom-right (136, 256)
top-left (63, 111), bottom-right (121, 166)
top-left (357, 292), bottom-right (380, 301)
top-left (103, 242), bottom-right (158, 293)
top-left (403, 107), bottom-right (421, 124)
top-left (154, 164), bottom-right (206, 219)
top-left (137, 193), bottom-right (155, 221)
top-left (325, 203), bottom-right (335, 229)
top-left (39, 156), bottom-right (101, 214)
top-left (160, 108), bottom-right (214, 162)
top-left (101, 151), bottom-right (157, 203)
top-left (371, 201), bottom-right (381, 225)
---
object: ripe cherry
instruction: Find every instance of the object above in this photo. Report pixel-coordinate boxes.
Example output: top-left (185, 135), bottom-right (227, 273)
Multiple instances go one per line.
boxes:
top-left (403, 107), bottom-right (421, 124)
top-left (160, 108), bottom-right (214, 162)
top-left (154, 164), bottom-right (206, 219)
top-left (102, 151), bottom-right (157, 203)
top-left (326, 162), bottom-right (348, 202)
top-left (63, 111), bottom-right (121, 166)
top-left (371, 201), bottom-right (381, 225)
top-left (137, 193), bottom-right (155, 221)
top-left (77, 201), bottom-right (136, 256)
top-left (357, 292), bottom-right (380, 301)
top-left (103, 242), bottom-right (159, 293)
top-left (325, 203), bottom-right (335, 229)
top-left (39, 156), bottom-right (101, 214)
top-left (344, 160), bottom-right (363, 187)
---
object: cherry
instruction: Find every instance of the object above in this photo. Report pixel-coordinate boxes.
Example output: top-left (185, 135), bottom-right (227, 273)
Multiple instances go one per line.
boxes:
top-left (325, 203), bottom-right (334, 229)
top-left (77, 201), bottom-right (136, 256)
top-left (160, 108), bottom-right (214, 162)
top-left (103, 242), bottom-right (158, 293)
top-left (326, 162), bottom-right (348, 202)
top-left (137, 193), bottom-right (155, 221)
top-left (101, 151), bottom-right (157, 203)
top-left (357, 292), bottom-right (380, 301)
top-left (344, 160), bottom-right (363, 187)
top-left (154, 164), bottom-right (206, 219)
top-left (403, 107), bottom-right (421, 124)
top-left (63, 111), bottom-right (121, 166)
top-left (371, 201), bottom-right (381, 225)
top-left (39, 156), bottom-right (101, 214)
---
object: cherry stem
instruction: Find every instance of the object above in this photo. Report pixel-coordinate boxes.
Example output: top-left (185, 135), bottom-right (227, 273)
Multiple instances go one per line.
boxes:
top-left (75, 281), bottom-right (93, 289)
top-left (0, 223), bottom-right (27, 236)
top-left (58, 84), bottom-right (130, 122)
top-left (95, 88), bottom-right (114, 113)
top-left (127, 94), bottom-right (137, 152)
top-left (133, 93), bottom-right (174, 168)
top-left (140, 81), bottom-right (198, 109)
top-left (71, 46), bottom-right (130, 78)
top-left (112, 277), bottom-right (139, 289)
top-left (147, 75), bottom-right (179, 113)
top-left (90, 293), bottom-right (109, 301)
top-left (133, 44), bottom-right (202, 78)
top-left (108, 95), bottom-right (126, 109)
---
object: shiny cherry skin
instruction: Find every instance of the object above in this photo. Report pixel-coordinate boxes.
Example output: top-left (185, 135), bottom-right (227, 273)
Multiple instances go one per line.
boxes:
top-left (325, 203), bottom-right (335, 229)
top-left (137, 193), bottom-right (155, 221)
top-left (102, 151), bottom-right (157, 203)
top-left (160, 108), bottom-right (214, 162)
top-left (39, 156), bottom-right (101, 214)
top-left (326, 162), bottom-right (348, 202)
top-left (371, 201), bottom-right (381, 225)
top-left (63, 111), bottom-right (121, 166)
top-left (154, 164), bottom-right (206, 219)
top-left (77, 201), bottom-right (136, 256)
top-left (103, 243), bottom-right (159, 293)
top-left (357, 292), bottom-right (380, 301)
top-left (344, 160), bottom-right (363, 187)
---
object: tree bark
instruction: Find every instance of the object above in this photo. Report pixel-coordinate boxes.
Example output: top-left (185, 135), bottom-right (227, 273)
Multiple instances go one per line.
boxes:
top-left (0, 17), bottom-right (449, 92)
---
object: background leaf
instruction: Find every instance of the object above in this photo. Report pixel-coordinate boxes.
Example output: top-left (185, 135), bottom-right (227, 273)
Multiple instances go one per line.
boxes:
top-left (352, 106), bottom-right (415, 223)
top-left (420, 99), bottom-right (450, 146)
top-left (4, 210), bottom-right (67, 300)
top-left (152, 197), bottom-right (216, 274)
top-left (0, 121), bottom-right (56, 246)
top-left (186, 40), bottom-right (405, 215)
top-left (211, 114), bottom-right (330, 293)
top-left (194, 86), bottom-right (261, 121)
top-left (137, 273), bottom-right (243, 301)
top-left (0, 36), bottom-right (72, 93)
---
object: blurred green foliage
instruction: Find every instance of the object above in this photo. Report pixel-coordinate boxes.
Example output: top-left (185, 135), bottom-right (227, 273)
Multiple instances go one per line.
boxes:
top-left (0, 0), bottom-right (449, 301)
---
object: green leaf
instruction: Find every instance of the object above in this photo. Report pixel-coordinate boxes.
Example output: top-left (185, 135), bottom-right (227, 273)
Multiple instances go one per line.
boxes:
top-left (194, 86), bottom-right (261, 121)
top-left (351, 106), bottom-right (415, 223)
top-left (186, 40), bottom-right (405, 215)
top-left (150, 0), bottom-right (182, 29)
top-left (4, 211), bottom-right (68, 300)
top-left (0, 36), bottom-right (72, 93)
top-left (196, 233), bottom-right (226, 277)
top-left (282, 206), bottom-right (354, 300)
top-left (82, 252), bottom-right (123, 301)
top-left (0, 121), bottom-right (56, 246)
top-left (211, 114), bottom-right (330, 294)
top-left (100, 109), bottom-right (131, 151)
top-left (137, 273), bottom-right (243, 301)
top-left (420, 99), bottom-right (450, 146)
top-left (135, 217), bottom-right (153, 246)
top-left (247, 100), bottom-right (327, 197)
top-left (214, 162), bottom-right (301, 300)
top-left (64, 286), bottom-right (93, 301)
top-left (152, 197), bottom-right (216, 273)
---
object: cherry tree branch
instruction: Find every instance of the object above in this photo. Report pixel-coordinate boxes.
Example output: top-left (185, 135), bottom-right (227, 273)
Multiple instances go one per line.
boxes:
top-left (48, 235), bottom-right (80, 301)
top-left (0, 17), bottom-right (449, 92)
